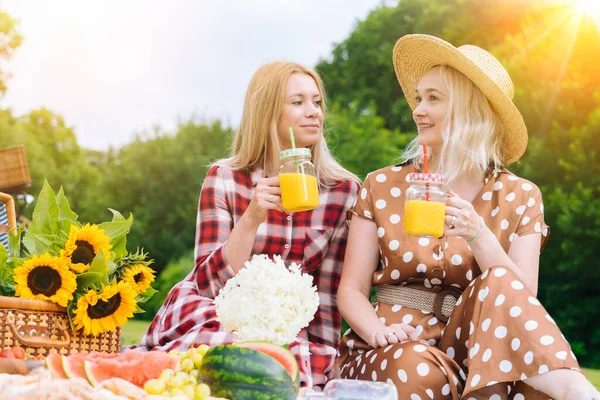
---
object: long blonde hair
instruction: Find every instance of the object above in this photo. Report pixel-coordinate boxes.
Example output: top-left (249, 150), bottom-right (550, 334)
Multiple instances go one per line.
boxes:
top-left (218, 61), bottom-right (359, 186)
top-left (402, 65), bottom-right (503, 182)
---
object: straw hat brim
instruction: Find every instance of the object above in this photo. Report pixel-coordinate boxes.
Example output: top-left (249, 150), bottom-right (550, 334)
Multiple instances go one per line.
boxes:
top-left (393, 34), bottom-right (527, 165)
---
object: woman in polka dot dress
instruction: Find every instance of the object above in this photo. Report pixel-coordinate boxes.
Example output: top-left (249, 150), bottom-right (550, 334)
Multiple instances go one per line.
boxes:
top-left (337, 34), bottom-right (600, 399)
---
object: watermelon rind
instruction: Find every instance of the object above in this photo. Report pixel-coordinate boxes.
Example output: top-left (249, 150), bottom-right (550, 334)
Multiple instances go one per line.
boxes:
top-left (198, 344), bottom-right (299, 400)
top-left (45, 353), bottom-right (67, 379)
top-left (83, 360), bottom-right (103, 387)
top-left (236, 341), bottom-right (299, 382)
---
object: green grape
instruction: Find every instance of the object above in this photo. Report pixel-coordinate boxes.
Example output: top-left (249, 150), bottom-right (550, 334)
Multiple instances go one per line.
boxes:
top-left (143, 378), bottom-right (166, 395)
top-left (196, 344), bottom-right (210, 356)
top-left (180, 358), bottom-right (195, 373)
top-left (171, 388), bottom-right (186, 397)
top-left (181, 384), bottom-right (195, 399)
top-left (191, 352), bottom-right (204, 368)
top-left (187, 374), bottom-right (197, 385)
top-left (189, 369), bottom-right (199, 380)
top-left (159, 369), bottom-right (175, 381)
top-left (168, 349), bottom-right (181, 357)
top-left (170, 374), bottom-right (187, 388)
top-left (195, 383), bottom-right (211, 400)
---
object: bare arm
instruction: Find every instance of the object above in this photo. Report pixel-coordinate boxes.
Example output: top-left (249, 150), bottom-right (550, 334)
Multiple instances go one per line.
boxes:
top-left (337, 216), bottom-right (382, 343)
top-left (469, 226), bottom-right (540, 294)
top-left (445, 194), bottom-right (541, 295)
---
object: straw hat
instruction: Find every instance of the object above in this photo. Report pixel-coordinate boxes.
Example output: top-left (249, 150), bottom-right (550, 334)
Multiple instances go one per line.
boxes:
top-left (393, 34), bottom-right (527, 165)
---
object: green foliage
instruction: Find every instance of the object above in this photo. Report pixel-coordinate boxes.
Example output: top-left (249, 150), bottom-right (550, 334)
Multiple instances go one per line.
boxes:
top-left (0, 11), bottom-right (22, 94)
top-left (98, 121), bottom-right (231, 270)
top-left (137, 250), bottom-right (195, 320)
top-left (326, 103), bottom-right (412, 179)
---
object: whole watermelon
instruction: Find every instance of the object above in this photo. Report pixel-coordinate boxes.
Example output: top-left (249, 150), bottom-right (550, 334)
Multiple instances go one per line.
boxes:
top-left (198, 343), bottom-right (299, 400)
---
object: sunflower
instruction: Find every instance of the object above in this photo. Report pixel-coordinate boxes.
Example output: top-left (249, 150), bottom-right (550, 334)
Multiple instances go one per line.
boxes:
top-left (121, 263), bottom-right (155, 295)
top-left (72, 281), bottom-right (137, 336)
top-left (113, 250), bottom-right (155, 295)
top-left (13, 253), bottom-right (77, 307)
top-left (61, 223), bottom-right (112, 273)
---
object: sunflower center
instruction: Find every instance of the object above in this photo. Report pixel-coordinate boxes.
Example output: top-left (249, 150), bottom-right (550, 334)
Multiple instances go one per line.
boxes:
top-left (133, 273), bottom-right (143, 283)
top-left (71, 241), bottom-right (96, 265)
top-left (87, 294), bottom-right (121, 319)
top-left (27, 266), bottom-right (62, 296)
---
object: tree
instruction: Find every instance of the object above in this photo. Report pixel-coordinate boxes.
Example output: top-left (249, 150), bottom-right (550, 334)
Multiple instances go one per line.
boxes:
top-left (0, 10), bottom-right (22, 95)
top-left (99, 121), bottom-right (231, 270)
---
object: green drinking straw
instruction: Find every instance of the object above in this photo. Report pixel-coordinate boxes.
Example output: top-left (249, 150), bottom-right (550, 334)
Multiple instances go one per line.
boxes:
top-left (289, 127), bottom-right (296, 149)
top-left (289, 127), bottom-right (300, 173)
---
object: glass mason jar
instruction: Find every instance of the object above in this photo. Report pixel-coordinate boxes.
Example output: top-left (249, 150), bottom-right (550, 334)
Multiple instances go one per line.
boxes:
top-left (303, 379), bottom-right (398, 399)
top-left (403, 172), bottom-right (446, 238)
top-left (279, 148), bottom-right (320, 212)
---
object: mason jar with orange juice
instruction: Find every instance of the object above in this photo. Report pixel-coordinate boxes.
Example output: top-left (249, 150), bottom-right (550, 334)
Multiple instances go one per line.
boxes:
top-left (403, 173), bottom-right (446, 238)
top-left (279, 148), bottom-right (319, 212)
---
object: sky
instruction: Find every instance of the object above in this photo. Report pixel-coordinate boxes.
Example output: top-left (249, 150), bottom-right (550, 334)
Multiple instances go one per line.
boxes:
top-left (0, 0), bottom-right (384, 151)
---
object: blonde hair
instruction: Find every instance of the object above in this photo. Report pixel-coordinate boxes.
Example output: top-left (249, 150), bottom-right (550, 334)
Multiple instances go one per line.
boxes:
top-left (218, 61), bottom-right (359, 186)
top-left (402, 65), bottom-right (503, 182)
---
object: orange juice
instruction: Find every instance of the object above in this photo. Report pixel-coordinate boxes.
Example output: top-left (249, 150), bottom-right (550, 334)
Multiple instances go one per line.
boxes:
top-left (280, 173), bottom-right (319, 212)
top-left (404, 199), bottom-right (446, 238)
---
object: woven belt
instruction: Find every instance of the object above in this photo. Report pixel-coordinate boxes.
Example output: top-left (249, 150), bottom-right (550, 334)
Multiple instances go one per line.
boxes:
top-left (375, 284), bottom-right (462, 323)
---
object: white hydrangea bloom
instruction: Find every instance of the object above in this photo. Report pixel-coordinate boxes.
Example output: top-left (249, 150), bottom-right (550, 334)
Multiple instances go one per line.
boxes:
top-left (214, 254), bottom-right (320, 346)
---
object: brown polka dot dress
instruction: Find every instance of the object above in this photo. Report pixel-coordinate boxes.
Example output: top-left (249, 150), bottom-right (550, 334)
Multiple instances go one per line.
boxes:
top-left (338, 162), bottom-right (580, 399)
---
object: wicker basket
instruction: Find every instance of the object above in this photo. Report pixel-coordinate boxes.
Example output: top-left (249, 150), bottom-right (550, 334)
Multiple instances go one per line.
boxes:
top-left (0, 145), bottom-right (31, 193)
top-left (0, 296), bottom-right (121, 356)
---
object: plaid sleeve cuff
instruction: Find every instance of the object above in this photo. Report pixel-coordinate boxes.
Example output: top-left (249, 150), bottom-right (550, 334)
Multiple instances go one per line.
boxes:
top-left (195, 242), bottom-right (236, 298)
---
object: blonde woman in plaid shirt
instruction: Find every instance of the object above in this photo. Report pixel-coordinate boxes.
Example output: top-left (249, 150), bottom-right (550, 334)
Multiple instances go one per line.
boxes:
top-left (137, 61), bottom-right (360, 389)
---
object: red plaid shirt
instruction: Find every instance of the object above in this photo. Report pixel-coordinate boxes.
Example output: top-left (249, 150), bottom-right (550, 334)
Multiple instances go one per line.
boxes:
top-left (138, 165), bottom-right (359, 388)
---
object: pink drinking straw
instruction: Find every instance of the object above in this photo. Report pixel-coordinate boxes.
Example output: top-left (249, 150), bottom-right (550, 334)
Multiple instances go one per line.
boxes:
top-left (423, 145), bottom-right (430, 201)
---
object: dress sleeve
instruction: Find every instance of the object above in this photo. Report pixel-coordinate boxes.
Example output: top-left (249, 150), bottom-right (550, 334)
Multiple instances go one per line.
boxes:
top-left (514, 182), bottom-right (550, 252)
top-left (349, 175), bottom-right (374, 220)
top-left (193, 165), bottom-right (237, 298)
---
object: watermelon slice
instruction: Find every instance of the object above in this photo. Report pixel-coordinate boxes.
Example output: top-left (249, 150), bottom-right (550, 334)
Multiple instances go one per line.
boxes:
top-left (61, 352), bottom-right (118, 379)
top-left (45, 353), bottom-right (67, 379)
top-left (237, 342), bottom-right (299, 381)
top-left (83, 351), bottom-right (178, 387)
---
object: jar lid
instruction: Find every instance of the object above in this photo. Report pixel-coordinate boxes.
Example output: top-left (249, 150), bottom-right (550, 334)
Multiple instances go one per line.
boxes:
top-left (280, 148), bottom-right (311, 159)
top-left (408, 173), bottom-right (445, 183)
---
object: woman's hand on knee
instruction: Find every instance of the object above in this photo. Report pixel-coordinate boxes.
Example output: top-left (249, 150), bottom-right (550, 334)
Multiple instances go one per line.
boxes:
top-left (368, 323), bottom-right (419, 348)
top-left (388, 323), bottom-right (419, 342)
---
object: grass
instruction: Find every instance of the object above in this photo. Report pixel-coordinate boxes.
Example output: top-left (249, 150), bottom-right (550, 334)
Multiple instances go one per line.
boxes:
top-left (584, 368), bottom-right (600, 390)
top-left (120, 319), bottom-right (600, 389)
top-left (121, 319), bottom-right (151, 346)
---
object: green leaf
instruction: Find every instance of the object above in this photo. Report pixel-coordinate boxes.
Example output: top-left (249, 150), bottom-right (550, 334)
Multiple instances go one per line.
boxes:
top-left (22, 233), bottom-right (61, 255)
top-left (0, 244), bottom-right (7, 266)
top-left (98, 211), bottom-right (133, 259)
top-left (88, 250), bottom-right (109, 285)
top-left (56, 187), bottom-right (78, 222)
top-left (0, 281), bottom-right (15, 296)
top-left (7, 225), bottom-right (24, 258)
top-left (0, 245), bottom-right (14, 294)
top-left (23, 181), bottom-right (61, 255)
top-left (76, 272), bottom-right (103, 290)
top-left (66, 301), bottom-right (77, 332)
top-left (135, 286), bottom-right (158, 303)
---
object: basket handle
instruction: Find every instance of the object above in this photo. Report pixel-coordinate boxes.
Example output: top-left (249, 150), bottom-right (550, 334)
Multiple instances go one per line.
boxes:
top-left (6, 313), bottom-right (71, 348)
top-left (0, 192), bottom-right (17, 235)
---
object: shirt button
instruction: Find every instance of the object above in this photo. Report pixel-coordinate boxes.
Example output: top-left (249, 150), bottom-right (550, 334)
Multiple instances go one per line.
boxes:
top-left (287, 216), bottom-right (292, 221)
top-left (284, 244), bottom-right (290, 249)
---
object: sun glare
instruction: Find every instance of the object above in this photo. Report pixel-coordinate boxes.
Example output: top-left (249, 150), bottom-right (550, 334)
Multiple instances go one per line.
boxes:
top-left (573, 0), bottom-right (600, 18)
